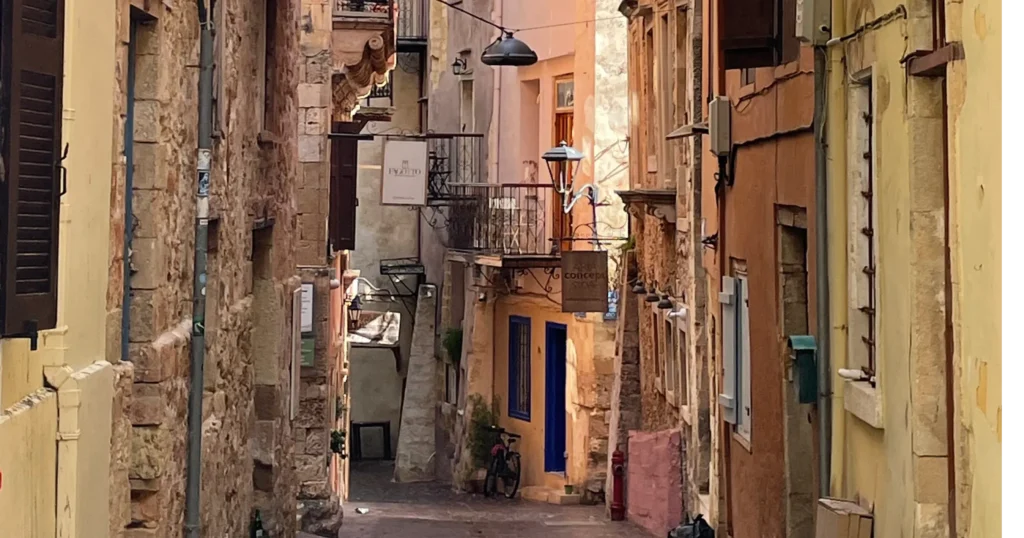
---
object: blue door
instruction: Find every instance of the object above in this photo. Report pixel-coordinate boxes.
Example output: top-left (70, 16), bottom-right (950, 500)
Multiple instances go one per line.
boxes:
top-left (544, 322), bottom-right (568, 473)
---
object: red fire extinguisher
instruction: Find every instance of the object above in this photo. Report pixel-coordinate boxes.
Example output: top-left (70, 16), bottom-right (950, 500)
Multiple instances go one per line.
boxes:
top-left (610, 449), bottom-right (626, 521)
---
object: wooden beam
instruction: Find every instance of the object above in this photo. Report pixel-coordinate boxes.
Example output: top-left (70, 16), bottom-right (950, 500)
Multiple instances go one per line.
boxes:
top-left (907, 42), bottom-right (965, 77)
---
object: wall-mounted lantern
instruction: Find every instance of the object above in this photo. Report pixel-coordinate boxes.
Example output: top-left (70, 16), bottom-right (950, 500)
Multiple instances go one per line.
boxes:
top-left (543, 141), bottom-right (600, 215)
top-left (657, 295), bottom-right (673, 310)
top-left (347, 295), bottom-right (363, 332)
top-left (451, 57), bottom-right (468, 76)
top-left (631, 280), bottom-right (647, 294)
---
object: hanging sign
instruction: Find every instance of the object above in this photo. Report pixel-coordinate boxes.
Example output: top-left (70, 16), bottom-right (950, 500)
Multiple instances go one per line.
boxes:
top-left (380, 139), bottom-right (428, 206)
top-left (561, 251), bottom-right (609, 313)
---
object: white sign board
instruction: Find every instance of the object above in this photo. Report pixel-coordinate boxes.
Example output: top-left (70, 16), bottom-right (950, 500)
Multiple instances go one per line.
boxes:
top-left (300, 283), bottom-right (314, 333)
top-left (380, 139), bottom-right (428, 206)
top-left (290, 287), bottom-right (302, 419)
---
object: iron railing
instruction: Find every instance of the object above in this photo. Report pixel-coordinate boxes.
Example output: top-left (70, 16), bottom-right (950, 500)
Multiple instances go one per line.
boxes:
top-left (364, 76), bottom-right (393, 106)
top-left (397, 0), bottom-right (428, 42)
top-left (446, 184), bottom-right (557, 256)
top-left (335, 0), bottom-right (394, 19)
top-left (427, 133), bottom-right (484, 202)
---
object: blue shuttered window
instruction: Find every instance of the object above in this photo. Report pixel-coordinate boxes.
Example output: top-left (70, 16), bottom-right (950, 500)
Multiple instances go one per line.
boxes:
top-left (508, 316), bottom-right (531, 421)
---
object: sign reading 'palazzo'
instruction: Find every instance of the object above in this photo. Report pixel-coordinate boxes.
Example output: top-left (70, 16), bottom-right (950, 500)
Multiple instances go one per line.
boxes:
top-left (560, 250), bottom-right (609, 313)
top-left (381, 139), bottom-right (428, 206)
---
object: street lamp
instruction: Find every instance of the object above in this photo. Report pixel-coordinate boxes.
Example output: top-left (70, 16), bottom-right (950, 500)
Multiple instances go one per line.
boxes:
top-left (451, 57), bottom-right (468, 75)
top-left (481, 31), bottom-right (538, 66)
top-left (543, 141), bottom-right (598, 214)
top-left (347, 295), bottom-right (364, 331)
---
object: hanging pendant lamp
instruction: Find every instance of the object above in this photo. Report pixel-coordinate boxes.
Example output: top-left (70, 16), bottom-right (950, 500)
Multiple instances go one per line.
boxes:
top-left (481, 31), bottom-right (539, 66)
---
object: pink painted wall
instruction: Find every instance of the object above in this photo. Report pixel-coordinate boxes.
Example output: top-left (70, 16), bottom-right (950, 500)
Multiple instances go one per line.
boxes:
top-left (627, 429), bottom-right (683, 536)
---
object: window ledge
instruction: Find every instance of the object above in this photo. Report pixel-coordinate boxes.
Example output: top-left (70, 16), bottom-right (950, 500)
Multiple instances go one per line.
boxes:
top-left (844, 380), bottom-right (883, 430)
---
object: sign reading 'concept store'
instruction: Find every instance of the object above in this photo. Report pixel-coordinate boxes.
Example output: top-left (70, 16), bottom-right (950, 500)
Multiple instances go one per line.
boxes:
top-left (560, 250), bottom-right (609, 313)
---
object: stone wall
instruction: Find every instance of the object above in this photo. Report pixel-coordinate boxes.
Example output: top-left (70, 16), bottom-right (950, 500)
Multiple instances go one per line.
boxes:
top-left (296, 269), bottom-right (344, 536)
top-left (606, 254), bottom-right (642, 510)
top-left (297, 0), bottom-right (333, 265)
top-left (106, 0), bottom-right (301, 535)
top-left (394, 285), bottom-right (438, 482)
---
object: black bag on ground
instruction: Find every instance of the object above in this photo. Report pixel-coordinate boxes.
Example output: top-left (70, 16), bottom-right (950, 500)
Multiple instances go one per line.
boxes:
top-left (668, 514), bottom-right (715, 538)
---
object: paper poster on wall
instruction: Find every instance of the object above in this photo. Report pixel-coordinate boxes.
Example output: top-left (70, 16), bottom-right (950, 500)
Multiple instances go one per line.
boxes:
top-left (300, 283), bottom-right (313, 333)
top-left (380, 139), bottom-right (428, 206)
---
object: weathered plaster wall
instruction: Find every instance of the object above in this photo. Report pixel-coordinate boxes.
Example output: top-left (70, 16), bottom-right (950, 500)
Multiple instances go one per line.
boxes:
top-left (626, 429), bottom-right (683, 535)
top-left (699, 15), bottom-right (819, 537)
top-left (349, 340), bottom-right (405, 458)
top-left (0, 387), bottom-right (57, 538)
top-left (946, 0), bottom-right (1001, 535)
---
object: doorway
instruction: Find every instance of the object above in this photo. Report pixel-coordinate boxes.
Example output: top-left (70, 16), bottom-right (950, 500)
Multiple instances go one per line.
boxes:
top-left (551, 76), bottom-right (574, 253)
top-left (544, 322), bottom-right (568, 474)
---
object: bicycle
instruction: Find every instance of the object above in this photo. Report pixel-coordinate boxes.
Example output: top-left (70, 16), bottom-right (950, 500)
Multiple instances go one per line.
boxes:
top-left (483, 425), bottom-right (522, 499)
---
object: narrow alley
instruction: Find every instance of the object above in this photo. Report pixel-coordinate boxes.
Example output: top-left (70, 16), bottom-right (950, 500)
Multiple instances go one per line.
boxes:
top-left (320, 462), bottom-right (649, 537)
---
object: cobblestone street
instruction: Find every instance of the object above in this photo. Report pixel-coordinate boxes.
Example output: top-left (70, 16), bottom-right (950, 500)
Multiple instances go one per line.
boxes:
top-left (318, 461), bottom-right (651, 537)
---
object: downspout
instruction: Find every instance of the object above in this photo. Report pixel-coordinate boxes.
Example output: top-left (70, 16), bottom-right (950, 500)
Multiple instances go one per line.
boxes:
top-left (492, 0), bottom-right (503, 183)
top-left (121, 20), bottom-right (138, 365)
top-left (41, 344), bottom-right (81, 538)
top-left (184, 0), bottom-right (215, 535)
top-left (813, 43), bottom-right (832, 499)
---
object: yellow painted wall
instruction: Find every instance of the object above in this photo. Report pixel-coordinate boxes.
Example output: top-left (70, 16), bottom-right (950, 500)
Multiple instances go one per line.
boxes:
top-left (492, 283), bottom-right (596, 490)
top-left (826, 1), bottom-right (946, 536)
top-left (0, 0), bottom-right (118, 535)
top-left (946, 0), bottom-right (1001, 535)
top-left (0, 388), bottom-right (58, 538)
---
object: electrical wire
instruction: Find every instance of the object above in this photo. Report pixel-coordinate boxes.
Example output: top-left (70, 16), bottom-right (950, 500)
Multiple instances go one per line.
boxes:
top-left (430, 0), bottom-right (682, 34)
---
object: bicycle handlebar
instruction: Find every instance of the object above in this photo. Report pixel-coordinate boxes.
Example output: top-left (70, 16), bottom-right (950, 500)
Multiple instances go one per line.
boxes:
top-left (487, 425), bottom-right (521, 438)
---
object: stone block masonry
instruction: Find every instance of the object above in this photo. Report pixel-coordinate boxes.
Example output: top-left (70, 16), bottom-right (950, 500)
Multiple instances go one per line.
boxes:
top-left (105, 0), bottom-right (302, 535)
top-left (394, 285), bottom-right (437, 482)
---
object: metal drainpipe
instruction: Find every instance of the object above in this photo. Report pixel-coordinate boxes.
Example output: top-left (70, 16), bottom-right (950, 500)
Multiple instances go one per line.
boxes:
top-left (122, 20), bottom-right (138, 365)
top-left (184, 0), bottom-right (215, 534)
top-left (813, 44), bottom-right (832, 499)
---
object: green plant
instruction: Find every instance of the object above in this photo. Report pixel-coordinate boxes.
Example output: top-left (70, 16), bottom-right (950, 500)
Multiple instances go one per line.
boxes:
top-left (466, 393), bottom-right (500, 470)
top-left (442, 327), bottom-right (464, 365)
top-left (330, 430), bottom-right (347, 458)
top-left (618, 235), bottom-right (636, 253)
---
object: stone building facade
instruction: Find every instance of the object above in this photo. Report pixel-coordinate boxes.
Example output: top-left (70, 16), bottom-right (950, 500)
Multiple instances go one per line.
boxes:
top-left (612, 0), bottom-right (712, 533)
top-left (104, 0), bottom-right (305, 534)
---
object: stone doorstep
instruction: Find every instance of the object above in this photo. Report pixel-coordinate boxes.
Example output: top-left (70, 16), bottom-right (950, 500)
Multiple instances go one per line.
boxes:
top-left (519, 486), bottom-right (582, 505)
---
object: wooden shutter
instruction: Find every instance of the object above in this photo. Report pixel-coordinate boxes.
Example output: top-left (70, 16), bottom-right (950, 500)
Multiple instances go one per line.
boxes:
top-left (718, 276), bottom-right (738, 424)
top-left (1, 0), bottom-right (65, 336)
top-left (329, 131), bottom-right (358, 252)
top-left (720, 0), bottom-right (782, 69)
top-left (738, 276), bottom-right (752, 436)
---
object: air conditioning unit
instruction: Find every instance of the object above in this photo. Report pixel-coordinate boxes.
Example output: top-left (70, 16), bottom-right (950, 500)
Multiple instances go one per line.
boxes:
top-left (796, 0), bottom-right (830, 45)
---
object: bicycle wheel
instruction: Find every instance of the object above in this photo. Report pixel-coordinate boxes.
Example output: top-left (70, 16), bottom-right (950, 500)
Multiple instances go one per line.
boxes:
top-left (484, 456), bottom-right (501, 497)
top-left (502, 452), bottom-right (521, 499)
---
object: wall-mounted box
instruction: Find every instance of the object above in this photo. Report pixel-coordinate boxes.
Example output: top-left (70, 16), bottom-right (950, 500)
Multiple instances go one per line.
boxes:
top-left (709, 97), bottom-right (731, 157)
top-left (796, 0), bottom-right (830, 45)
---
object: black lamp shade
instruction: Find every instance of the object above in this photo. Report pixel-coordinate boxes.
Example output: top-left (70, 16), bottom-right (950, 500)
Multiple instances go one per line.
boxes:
top-left (631, 281), bottom-right (647, 294)
top-left (481, 33), bottom-right (538, 66)
top-left (657, 295), bottom-right (673, 309)
top-left (542, 141), bottom-right (585, 163)
top-left (644, 291), bottom-right (660, 303)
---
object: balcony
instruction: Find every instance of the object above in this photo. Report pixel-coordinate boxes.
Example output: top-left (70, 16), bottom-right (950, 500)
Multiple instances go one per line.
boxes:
top-left (334, 0), bottom-right (394, 25)
top-left (396, 0), bottom-right (428, 50)
top-left (445, 183), bottom-right (562, 268)
top-left (426, 134), bottom-right (484, 203)
top-left (363, 75), bottom-right (393, 107)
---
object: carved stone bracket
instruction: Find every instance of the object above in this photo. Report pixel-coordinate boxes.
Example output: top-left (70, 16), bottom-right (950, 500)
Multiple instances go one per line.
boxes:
top-left (331, 29), bottom-right (397, 121)
top-left (616, 189), bottom-right (677, 225)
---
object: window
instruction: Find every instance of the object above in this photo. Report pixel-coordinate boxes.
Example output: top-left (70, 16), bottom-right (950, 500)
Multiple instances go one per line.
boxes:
top-left (257, 0), bottom-right (276, 133)
top-left (664, 317), bottom-right (675, 402)
top-left (658, 13), bottom-right (674, 187)
top-left (671, 321), bottom-right (689, 407)
top-left (556, 78), bottom-right (574, 109)
top-left (445, 362), bottom-right (459, 405)
top-left (508, 316), bottom-right (531, 421)
top-left (720, 0), bottom-right (799, 69)
top-left (740, 68), bottom-right (756, 87)
top-left (1, 0), bottom-right (67, 336)
top-left (653, 310), bottom-right (663, 392)
top-left (847, 74), bottom-right (877, 380)
top-left (644, 26), bottom-right (656, 175)
top-left (719, 272), bottom-right (751, 443)
top-left (459, 79), bottom-right (474, 133)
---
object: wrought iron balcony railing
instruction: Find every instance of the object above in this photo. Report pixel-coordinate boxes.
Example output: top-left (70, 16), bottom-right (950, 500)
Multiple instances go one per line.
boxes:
top-left (364, 76), bottom-right (393, 106)
top-left (397, 0), bottom-right (428, 43)
top-left (335, 0), bottom-right (394, 20)
top-left (427, 133), bottom-right (484, 203)
top-left (445, 183), bottom-right (558, 257)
